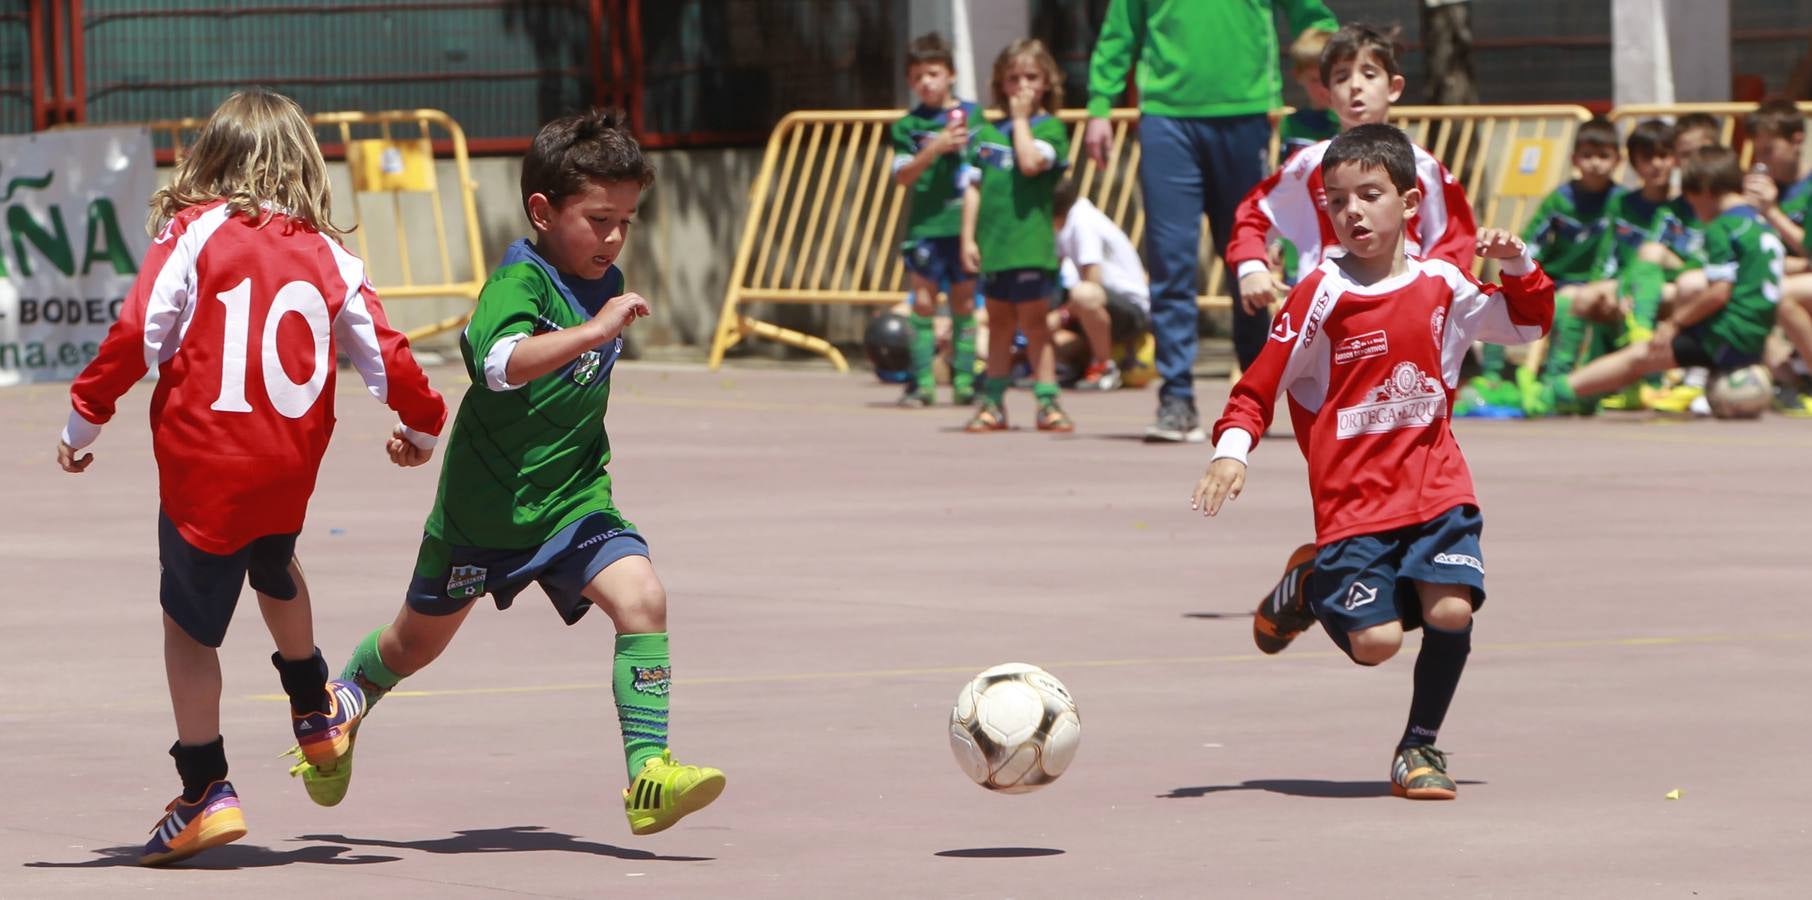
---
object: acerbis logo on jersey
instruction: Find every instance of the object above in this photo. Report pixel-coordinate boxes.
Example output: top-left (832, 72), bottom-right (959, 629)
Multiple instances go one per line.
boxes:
top-left (1433, 552), bottom-right (1483, 573)
top-left (1336, 361), bottom-right (1447, 439)
top-left (447, 565), bottom-right (488, 600)
top-left (1429, 307), bottom-right (1447, 346)
top-left (1269, 312), bottom-right (1298, 343)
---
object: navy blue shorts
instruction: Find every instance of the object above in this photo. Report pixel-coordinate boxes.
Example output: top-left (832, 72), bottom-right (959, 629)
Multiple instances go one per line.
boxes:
top-left (1671, 326), bottom-right (1761, 371)
top-left (901, 237), bottom-right (973, 287)
top-left (407, 511), bottom-right (649, 625)
top-left (981, 268), bottom-right (1056, 303)
top-left (1306, 504), bottom-right (1486, 651)
top-left (159, 510), bottom-right (299, 648)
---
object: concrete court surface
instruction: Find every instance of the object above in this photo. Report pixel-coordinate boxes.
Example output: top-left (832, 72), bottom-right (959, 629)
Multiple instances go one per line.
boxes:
top-left (2, 362), bottom-right (1809, 899)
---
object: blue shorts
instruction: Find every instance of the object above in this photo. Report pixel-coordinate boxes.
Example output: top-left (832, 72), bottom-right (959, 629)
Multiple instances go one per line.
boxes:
top-left (1672, 326), bottom-right (1760, 371)
top-left (407, 511), bottom-right (650, 625)
top-left (159, 510), bottom-right (298, 648)
top-left (1306, 504), bottom-right (1486, 652)
top-left (902, 237), bottom-right (973, 287)
top-left (981, 268), bottom-right (1056, 303)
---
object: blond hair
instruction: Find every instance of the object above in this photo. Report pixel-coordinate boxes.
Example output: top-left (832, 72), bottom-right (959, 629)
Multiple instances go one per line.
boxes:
top-left (1289, 28), bottom-right (1334, 75)
top-left (991, 38), bottom-right (1063, 115)
top-left (149, 88), bottom-right (345, 236)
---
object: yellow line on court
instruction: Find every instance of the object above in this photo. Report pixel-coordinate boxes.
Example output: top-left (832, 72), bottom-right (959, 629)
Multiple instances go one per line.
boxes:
top-left (246, 631), bottom-right (1807, 702)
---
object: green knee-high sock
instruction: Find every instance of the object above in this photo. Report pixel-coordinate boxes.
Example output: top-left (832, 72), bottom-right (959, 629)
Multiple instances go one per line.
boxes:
top-left (614, 632), bottom-right (671, 780)
top-left (1541, 299), bottom-right (1590, 379)
top-left (340, 626), bottom-right (403, 709)
top-left (982, 375), bottom-right (1009, 406)
top-left (950, 314), bottom-right (977, 393)
top-left (1033, 380), bottom-right (1059, 406)
top-left (1477, 343), bottom-right (1508, 380)
top-left (908, 314), bottom-right (935, 394)
top-left (1623, 259), bottom-right (1665, 328)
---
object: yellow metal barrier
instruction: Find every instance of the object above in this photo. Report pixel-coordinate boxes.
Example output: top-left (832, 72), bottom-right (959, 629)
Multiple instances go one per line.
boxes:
top-left (711, 105), bottom-right (1595, 371)
top-left (144, 109), bottom-right (486, 342)
top-left (1607, 101), bottom-right (1812, 175)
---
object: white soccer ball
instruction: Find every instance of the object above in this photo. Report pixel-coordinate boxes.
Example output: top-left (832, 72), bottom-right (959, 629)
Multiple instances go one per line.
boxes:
top-left (949, 663), bottom-right (1081, 793)
top-left (1706, 364), bottom-right (1772, 419)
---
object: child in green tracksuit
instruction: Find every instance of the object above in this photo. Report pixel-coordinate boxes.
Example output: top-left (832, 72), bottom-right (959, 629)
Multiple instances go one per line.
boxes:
top-left (1530, 145), bottom-right (1784, 412)
top-left (891, 32), bottom-right (980, 407)
top-left (959, 38), bottom-right (1073, 433)
top-left (287, 109), bottom-right (725, 837)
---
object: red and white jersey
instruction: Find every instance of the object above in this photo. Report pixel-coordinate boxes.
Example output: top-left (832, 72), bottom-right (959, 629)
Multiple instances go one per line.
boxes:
top-left (1228, 139), bottom-right (1478, 283)
top-left (66, 201), bottom-right (447, 554)
top-left (1212, 253), bottom-right (1554, 545)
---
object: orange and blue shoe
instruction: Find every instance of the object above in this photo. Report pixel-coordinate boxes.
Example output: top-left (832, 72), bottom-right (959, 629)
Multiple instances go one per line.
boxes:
top-left (293, 680), bottom-right (367, 768)
top-left (139, 780), bottom-right (247, 866)
top-left (1391, 745), bottom-right (1458, 800)
top-left (1253, 543), bottom-right (1319, 655)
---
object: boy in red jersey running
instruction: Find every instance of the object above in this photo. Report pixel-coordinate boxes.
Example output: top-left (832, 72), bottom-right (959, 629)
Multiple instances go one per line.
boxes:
top-left (1192, 124), bottom-right (1554, 800)
top-left (57, 88), bottom-right (446, 865)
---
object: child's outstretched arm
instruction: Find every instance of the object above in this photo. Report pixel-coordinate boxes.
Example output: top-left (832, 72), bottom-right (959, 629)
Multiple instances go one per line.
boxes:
top-left (59, 215), bottom-right (197, 472)
top-left (1191, 273), bottom-right (1324, 517)
top-left (1442, 229), bottom-right (1555, 348)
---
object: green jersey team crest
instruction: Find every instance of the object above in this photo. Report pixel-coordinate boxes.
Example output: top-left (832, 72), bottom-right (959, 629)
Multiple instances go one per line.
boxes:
top-left (572, 348), bottom-right (602, 386)
top-left (447, 564), bottom-right (487, 600)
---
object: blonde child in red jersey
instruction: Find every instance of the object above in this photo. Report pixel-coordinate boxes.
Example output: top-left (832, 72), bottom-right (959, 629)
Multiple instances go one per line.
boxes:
top-left (57, 88), bottom-right (446, 866)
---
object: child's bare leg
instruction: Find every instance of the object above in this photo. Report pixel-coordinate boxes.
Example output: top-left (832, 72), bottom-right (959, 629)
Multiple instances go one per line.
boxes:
top-left (983, 298), bottom-right (1015, 381)
top-left (1568, 339), bottom-right (1677, 399)
top-left (378, 600), bottom-right (479, 678)
top-left (1775, 273), bottom-right (1812, 367)
top-left (585, 554), bottom-right (668, 635)
top-left (164, 614), bottom-right (222, 746)
top-left (257, 558), bottom-right (333, 716)
top-left (257, 558), bottom-right (314, 660)
top-left (1017, 300), bottom-right (1056, 386)
top-left (1346, 620), bottom-right (1404, 667)
top-left (1064, 282), bottom-right (1114, 364)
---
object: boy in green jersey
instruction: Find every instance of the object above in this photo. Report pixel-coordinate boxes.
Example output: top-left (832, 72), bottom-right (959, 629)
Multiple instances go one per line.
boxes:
top-left (891, 32), bottom-right (980, 407)
top-left (287, 109), bottom-right (725, 836)
top-left (960, 38), bottom-right (1074, 432)
top-left (1473, 118), bottom-right (1620, 411)
top-left (1739, 100), bottom-right (1812, 413)
top-left (1529, 146), bottom-right (1787, 412)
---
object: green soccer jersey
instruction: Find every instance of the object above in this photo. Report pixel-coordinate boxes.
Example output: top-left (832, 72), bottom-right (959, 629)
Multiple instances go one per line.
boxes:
top-left (893, 100), bottom-right (979, 241)
top-left (1699, 205), bottom-right (1785, 358)
top-left (1597, 190), bottom-right (1704, 279)
top-left (1522, 182), bottom-right (1616, 285)
top-left (425, 239), bottom-right (627, 549)
top-left (966, 114), bottom-right (1069, 273)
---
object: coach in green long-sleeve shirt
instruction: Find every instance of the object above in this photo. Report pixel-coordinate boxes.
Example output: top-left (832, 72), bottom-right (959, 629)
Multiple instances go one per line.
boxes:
top-left (1083, 0), bottom-right (1336, 443)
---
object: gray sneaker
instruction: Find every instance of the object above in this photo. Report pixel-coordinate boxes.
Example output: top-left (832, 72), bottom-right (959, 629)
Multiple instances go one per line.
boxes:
top-left (1144, 395), bottom-right (1206, 443)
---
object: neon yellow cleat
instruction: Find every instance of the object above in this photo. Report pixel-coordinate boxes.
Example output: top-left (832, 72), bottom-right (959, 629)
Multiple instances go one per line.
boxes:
top-left (624, 749), bottom-right (725, 835)
top-left (284, 733), bottom-right (357, 807)
top-left (1643, 383), bottom-right (1704, 414)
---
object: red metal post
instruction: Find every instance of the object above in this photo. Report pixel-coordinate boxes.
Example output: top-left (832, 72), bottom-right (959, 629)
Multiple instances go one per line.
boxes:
top-left (625, 0), bottom-right (644, 135)
top-left (587, 0), bottom-right (606, 110)
top-left (28, 0), bottom-right (46, 128)
top-left (49, 0), bottom-right (67, 123)
top-left (68, 0), bottom-right (85, 122)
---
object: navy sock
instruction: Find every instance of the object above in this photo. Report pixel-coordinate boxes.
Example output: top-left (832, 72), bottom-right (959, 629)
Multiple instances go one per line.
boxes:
top-left (272, 649), bottom-right (330, 716)
top-left (1401, 622), bottom-right (1472, 749)
top-left (170, 737), bottom-right (227, 803)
